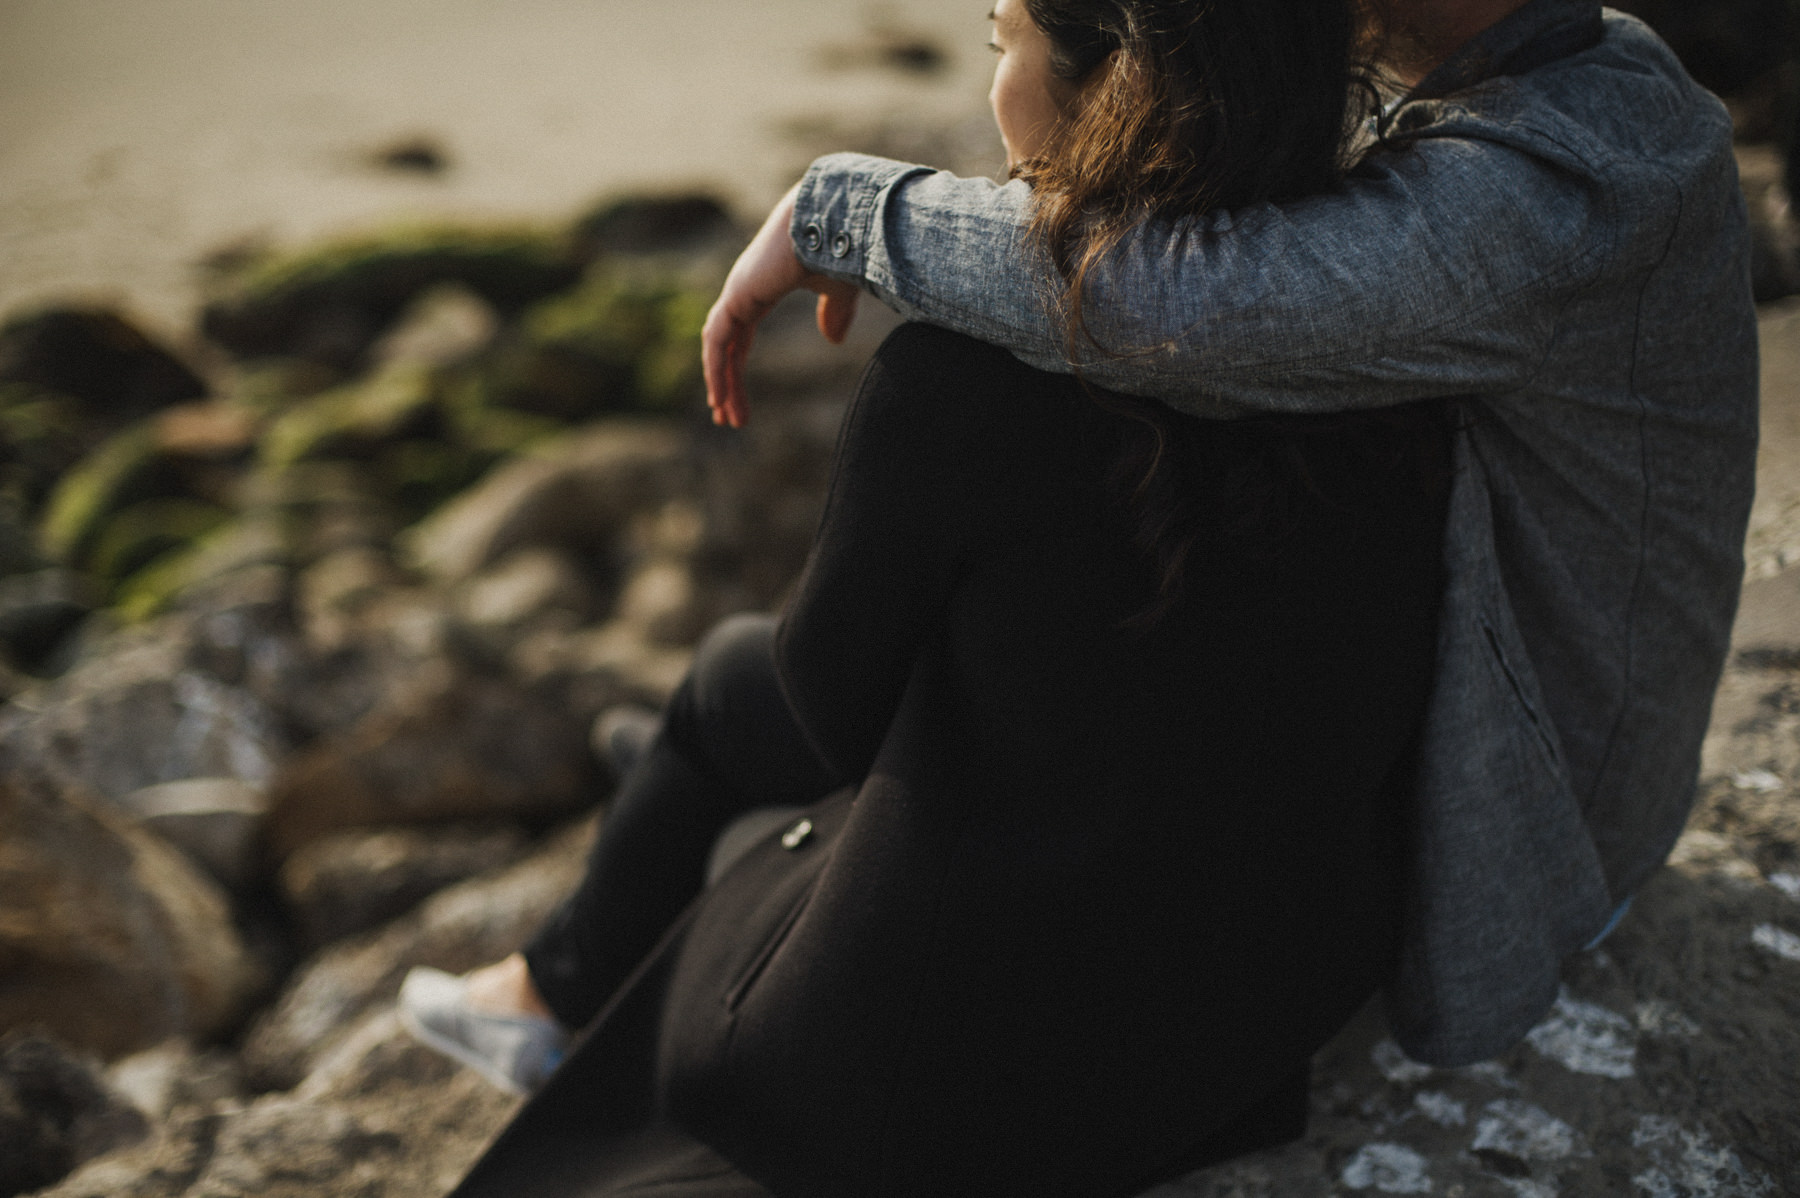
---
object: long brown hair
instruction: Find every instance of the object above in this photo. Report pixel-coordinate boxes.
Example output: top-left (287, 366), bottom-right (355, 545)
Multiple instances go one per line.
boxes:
top-left (1014, 0), bottom-right (1397, 623)
top-left (1019, 0), bottom-right (1390, 356)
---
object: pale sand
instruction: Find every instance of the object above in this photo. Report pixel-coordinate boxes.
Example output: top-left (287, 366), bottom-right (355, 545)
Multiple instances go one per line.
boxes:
top-left (0, 0), bottom-right (999, 339)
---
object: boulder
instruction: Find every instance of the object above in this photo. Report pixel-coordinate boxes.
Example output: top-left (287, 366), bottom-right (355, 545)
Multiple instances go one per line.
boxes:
top-left (258, 365), bottom-right (442, 471)
top-left (263, 669), bottom-right (598, 857)
top-left (241, 817), bottom-right (593, 1089)
top-left (0, 776), bottom-right (257, 1059)
top-left (570, 192), bottom-right (738, 260)
top-left (279, 824), bottom-right (532, 948)
top-left (0, 568), bottom-right (93, 673)
top-left (47, 1007), bottom-right (516, 1198)
top-left (200, 226), bottom-right (581, 371)
top-left (480, 269), bottom-right (710, 419)
top-left (104, 1040), bottom-right (242, 1125)
top-left (36, 424), bottom-right (165, 566)
top-left (0, 385), bottom-right (92, 519)
top-left (0, 1031), bottom-right (146, 1198)
top-left (0, 625), bottom-right (285, 808)
top-left (126, 778), bottom-right (269, 894)
top-left (368, 284), bottom-right (499, 370)
top-left (451, 546), bottom-right (594, 643)
top-left (402, 418), bottom-right (686, 583)
top-left (0, 308), bottom-right (207, 424)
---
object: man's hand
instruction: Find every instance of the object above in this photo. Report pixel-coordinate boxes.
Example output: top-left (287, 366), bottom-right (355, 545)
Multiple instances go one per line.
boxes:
top-left (703, 183), bottom-right (861, 429)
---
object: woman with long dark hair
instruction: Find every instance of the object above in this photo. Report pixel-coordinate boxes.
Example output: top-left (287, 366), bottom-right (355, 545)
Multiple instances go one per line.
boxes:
top-left (405, 3), bottom-right (1459, 1194)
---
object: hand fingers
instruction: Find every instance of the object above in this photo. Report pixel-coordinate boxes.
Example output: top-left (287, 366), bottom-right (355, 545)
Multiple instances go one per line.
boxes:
top-left (815, 287), bottom-right (860, 345)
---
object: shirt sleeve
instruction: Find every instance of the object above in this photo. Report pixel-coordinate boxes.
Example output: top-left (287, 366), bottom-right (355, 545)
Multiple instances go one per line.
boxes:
top-left (789, 126), bottom-right (1612, 419)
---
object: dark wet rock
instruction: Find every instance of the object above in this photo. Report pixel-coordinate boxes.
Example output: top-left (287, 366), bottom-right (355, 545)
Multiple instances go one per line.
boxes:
top-left (570, 193), bottom-right (738, 259)
top-left (279, 823), bottom-right (532, 948)
top-left (0, 308), bottom-right (207, 425)
top-left (127, 778), bottom-right (269, 894)
top-left (370, 137), bottom-right (450, 176)
top-left (816, 23), bottom-right (950, 76)
top-left (241, 818), bottom-right (592, 1089)
top-left (402, 418), bottom-right (686, 584)
top-left (0, 568), bottom-right (93, 673)
top-left (262, 669), bottom-right (597, 858)
top-left (0, 1031), bottom-right (147, 1198)
top-left (0, 776), bottom-right (256, 1059)
top-left (200, 226), bottom-right (581, 372)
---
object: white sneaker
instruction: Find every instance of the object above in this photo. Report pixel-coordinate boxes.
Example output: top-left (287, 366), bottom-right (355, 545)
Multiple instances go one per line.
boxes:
top-left (397, 966), bottom-right (568, 1094)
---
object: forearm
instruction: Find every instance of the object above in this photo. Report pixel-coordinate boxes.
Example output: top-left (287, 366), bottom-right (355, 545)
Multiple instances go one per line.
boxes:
top-left (791, 144), bottom-right (1607, 418)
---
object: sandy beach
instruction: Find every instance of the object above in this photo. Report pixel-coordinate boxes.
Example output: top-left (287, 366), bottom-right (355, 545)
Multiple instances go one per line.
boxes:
top-left (0, 0), bottom-right (999, 340)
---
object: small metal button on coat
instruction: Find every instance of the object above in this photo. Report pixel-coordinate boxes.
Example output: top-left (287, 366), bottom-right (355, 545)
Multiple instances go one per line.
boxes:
top-left (830, 231), bottom-right (854, 258)
top-left (781, 818), bottom-right (815, 850)
top-left (801, 223), bottom-right (824, 253)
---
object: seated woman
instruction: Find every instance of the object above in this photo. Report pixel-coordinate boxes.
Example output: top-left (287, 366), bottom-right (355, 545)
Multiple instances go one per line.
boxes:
top-left (402, 2), bottom-right (1454, 1194)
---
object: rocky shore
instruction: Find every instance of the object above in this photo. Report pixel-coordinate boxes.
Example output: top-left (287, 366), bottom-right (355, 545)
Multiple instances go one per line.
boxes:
top-left (4, 51), bottom-right (1800, 1198)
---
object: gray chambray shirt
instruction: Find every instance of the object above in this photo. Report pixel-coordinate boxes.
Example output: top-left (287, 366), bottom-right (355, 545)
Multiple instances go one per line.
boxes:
top-left (789, 0), bottom-right (1759, 1065)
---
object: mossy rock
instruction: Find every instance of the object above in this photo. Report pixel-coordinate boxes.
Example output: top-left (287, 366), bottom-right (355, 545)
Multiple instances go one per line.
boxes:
top-left (570, 192), bottom-right (737, 259)
top-left (480, 269), bottom-right (709, 420)
top-left (37, 425), bottom-right (167, 565)
top-left (0, 383), bottom-right (92, 514)
top-left (0, 306), bottom-right (207, 421)
top-left (86, 498), bottom-right (232, 584)
top-left (110, 512), bottom-right (292, 622)
top-left (201, 225), bottom-right (581, 370)
top-left (372, 437), bottom-right (501, 524)
top-left (259, 364), bottom-right (445, 469)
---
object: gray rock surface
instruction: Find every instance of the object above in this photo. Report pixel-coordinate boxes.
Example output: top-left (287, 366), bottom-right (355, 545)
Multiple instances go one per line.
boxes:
top-left (0, 626), bottom-right (284, 810)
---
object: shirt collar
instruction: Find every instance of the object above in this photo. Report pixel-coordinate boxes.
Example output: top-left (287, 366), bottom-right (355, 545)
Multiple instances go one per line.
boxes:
top-left (1409, 0), bottom-right (1605, 99)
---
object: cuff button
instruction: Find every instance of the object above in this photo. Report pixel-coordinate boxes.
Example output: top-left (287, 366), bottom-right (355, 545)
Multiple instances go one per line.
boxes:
top-left (801, 223), bottom-right (824, 253)
top-left (781, 818), bottom-right (815, 850)
top-left (830, 231), bottom-right (854, 258)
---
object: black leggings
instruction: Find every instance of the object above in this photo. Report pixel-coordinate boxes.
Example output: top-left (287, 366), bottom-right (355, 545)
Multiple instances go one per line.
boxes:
top-left (525, 614), bottom-right (843, 1029)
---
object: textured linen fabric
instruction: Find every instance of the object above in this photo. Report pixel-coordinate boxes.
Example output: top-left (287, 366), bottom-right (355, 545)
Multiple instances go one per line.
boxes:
top-left (789, 0), bottom-right (1760, 1065)
top-left (456, 325), bottom-right (1450, 1197)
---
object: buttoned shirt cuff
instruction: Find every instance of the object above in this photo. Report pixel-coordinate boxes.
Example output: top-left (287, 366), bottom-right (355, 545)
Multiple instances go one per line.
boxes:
top-left (791, 153), bottom-right (934, 293)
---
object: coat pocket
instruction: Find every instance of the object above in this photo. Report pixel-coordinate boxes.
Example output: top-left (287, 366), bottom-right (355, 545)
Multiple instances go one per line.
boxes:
top-left (723, 872), bottom-right (817, 1012)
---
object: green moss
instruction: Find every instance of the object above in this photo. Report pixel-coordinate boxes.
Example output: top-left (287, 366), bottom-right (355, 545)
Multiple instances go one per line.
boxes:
top-left (38, 425), bottom-right (162, 564)
top-left (203, 224), bottom-right (583, 365)
top-left (483, 268), bottom-right (708, 419)
top-left (87, 498), bottom-right (232, 583)
top-left (110, 512), bottom-right (291, 622)
top-left (227, 226), bottom-right (571, 300)
top-left (0, 383), bottom-right (90, 512)
top-left (260, 364), bottom-right (442, 468)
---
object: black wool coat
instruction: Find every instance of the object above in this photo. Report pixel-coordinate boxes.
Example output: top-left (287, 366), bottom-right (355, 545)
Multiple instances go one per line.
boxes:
top-left (451, 325), bottom-right (1449, 1198)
